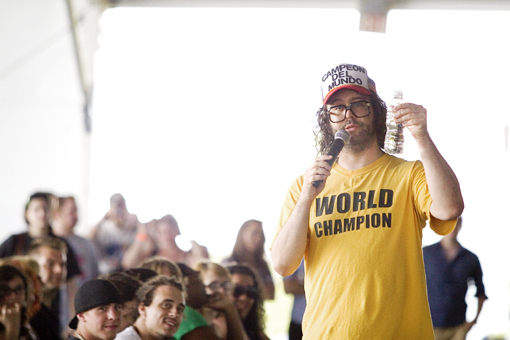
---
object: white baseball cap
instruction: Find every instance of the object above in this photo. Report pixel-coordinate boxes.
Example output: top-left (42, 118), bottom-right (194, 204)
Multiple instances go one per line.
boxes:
top-left (320, 63), bottom-right (377, 104)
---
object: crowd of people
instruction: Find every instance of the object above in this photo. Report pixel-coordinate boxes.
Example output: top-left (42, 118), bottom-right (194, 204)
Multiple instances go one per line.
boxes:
top-left (0, 191), bottom-right (279, 340)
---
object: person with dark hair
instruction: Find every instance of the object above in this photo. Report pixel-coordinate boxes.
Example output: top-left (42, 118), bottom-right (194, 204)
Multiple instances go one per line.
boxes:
top-left (102, 272), bottom-right (142, 333)
top-left (123, 268), bottom-right (158, 283)
top-left (0, 264), bottom-right (38, 340)
top-left (223, 220), bottom-right (274, 300)
top-left (0, 192), bottom-right (82, 335)
top-left (424, 216), bottom-right (488, 340)
top-left (68, 279), bottom-right (122, 340)
top-left (271, 63), bottom-right (464, 339)
top-left (226, 264), bottom-right (268, 340)
top-left (115, 275), bottom-right (185, 340)
top-left (0, 192), bottom-right (81, 279)
top-left (0, 256), bottom-right (42, 322)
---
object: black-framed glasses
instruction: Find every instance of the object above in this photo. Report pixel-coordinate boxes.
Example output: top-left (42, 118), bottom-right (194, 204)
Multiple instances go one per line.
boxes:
top-left (206, 280), bottom-right (233, 292)
top-left (0, 285), bottom-right (25, 298)
top-left (233, 285), bottom-right (258, 299)
top-left (327, 100), bottom-right (371, 123)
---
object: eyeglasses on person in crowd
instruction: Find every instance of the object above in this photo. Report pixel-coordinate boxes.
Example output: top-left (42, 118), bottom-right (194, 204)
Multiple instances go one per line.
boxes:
top-left (206, 280), bottom-right (233, 292)
top-left (0, 284), bottom-right (25, 298)
top-left (327, 100), bottom-right (371, 123)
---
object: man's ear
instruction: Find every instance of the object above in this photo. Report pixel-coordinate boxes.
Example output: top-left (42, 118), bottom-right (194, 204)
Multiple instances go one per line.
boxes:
top-left (77, 312), bottom-right (86, 323)
top-left (138, 303), bottom-right (146, 318)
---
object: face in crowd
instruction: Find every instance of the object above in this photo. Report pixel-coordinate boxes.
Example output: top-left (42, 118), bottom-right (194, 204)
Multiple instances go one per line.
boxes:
top-left (33, 246), bottom-right (66, 290)
top-left (139, 284), bottom-right (185, 339)
top-left (231, 272), bottom-right (257, 319)
top-left (0, 273), bottom-right (26, 309)
top-left (54, 197), bottom-right (79, 233)
top-left (119, 299), bottom-right (138, 333)
top-left (241, 220), bottom-right (265, 254)
top-left (25, 197), bottom-right (50, 229)
top-left (202, 267), bottom-right (233, 298)
top-left (77, 303), bottom-right (122, 340)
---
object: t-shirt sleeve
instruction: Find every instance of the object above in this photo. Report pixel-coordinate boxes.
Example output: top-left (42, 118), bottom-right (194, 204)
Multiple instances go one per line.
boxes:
top-left (472, 254), bottom-right (488, 299)
top-left (271, 176), bottom-right (306, 250)
top-left (173, 306), bottom-right (209, 339)
top-left (411, 160), bottom-right (457, 236)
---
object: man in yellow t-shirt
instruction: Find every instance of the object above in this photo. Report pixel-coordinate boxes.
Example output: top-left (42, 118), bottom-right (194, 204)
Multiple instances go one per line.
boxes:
top-left (271, 63), bottom-right (464, 340)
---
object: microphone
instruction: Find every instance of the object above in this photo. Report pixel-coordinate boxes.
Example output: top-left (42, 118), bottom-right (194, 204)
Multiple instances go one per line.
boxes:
top-left (312, 130), bottom-right (349, 188)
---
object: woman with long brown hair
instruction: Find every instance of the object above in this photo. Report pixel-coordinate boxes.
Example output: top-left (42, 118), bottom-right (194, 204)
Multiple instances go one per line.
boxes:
top-left (223, 220), bottom-right (274, 300)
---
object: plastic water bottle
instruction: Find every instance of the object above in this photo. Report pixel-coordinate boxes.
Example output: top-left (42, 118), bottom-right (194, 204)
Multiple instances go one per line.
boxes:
top-left (384, 90), bottom-right (405, 154)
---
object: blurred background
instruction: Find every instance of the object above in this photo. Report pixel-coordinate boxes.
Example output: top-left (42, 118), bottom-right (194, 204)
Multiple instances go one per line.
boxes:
top-left (1, 1), bottom-right (509, 339)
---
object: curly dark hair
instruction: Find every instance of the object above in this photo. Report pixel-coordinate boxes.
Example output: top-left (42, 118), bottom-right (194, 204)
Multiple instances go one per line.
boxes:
top-left (314, 91), bottom-right (387, 155)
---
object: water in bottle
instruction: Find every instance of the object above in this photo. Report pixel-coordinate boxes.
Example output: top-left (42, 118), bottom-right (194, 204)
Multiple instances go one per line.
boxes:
top-left (384, 90), bottom-right (405, 154)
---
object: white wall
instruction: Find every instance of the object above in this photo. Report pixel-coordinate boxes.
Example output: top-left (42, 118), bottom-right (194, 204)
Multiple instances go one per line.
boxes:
top-left (0, 0), bottom-right (88, 239)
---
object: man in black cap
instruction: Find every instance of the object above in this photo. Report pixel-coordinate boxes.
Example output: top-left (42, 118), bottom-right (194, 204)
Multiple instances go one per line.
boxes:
top-left (68, 279), bottom-right (122, 340)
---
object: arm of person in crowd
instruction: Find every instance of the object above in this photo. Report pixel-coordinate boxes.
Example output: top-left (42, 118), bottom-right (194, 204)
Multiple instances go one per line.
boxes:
top-left (263, 282), bottom-right (275, 301)
top-left (394, 103), bottom-right (464, 221)
top-left (271, 155), bottom-right (334, 277)
top-left (206, 292), bottom-right (250, 340)
top-left (284, 276), bottom-right (305, 296)
top-left (121, 223), bottom-right (155, 269)
top-left (465, 295), bottom-right (487, 331)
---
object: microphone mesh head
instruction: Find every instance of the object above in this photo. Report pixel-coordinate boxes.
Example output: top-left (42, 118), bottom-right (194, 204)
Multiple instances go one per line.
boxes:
top-left (335, 130), bottom-right (349, 141)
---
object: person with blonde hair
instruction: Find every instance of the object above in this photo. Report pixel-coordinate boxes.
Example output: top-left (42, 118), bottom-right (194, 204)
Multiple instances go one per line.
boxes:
top-left (139, 256), bottom-right (183, 281)
top-left (195, 261), bottom-right (236, 339)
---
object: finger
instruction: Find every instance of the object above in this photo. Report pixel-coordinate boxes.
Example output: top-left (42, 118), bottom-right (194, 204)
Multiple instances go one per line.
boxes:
top-left (401, 118), bottom-right (426, 128)
top-left (394, 105), bottom-right (426, 118)
top-left (395, 111), bottom-right (426, 124)
top-left (311, 165), bottom-right (331, 179)
top-left (307, 163), bottom-right (329, 176)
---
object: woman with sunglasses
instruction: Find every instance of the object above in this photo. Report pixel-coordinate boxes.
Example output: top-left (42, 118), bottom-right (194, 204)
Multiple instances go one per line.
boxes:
top-left (227, 264), bottom-right (269, 340)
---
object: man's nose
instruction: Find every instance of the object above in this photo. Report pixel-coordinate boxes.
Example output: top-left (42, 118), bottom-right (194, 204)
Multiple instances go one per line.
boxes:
top-left (108, 308), bottom-right (120, 319)
top-left (53, 264), bottom-right (63, 274)
top-left (167, 307), bottom-right (177, 318)
top-left (345, 108), bottom-right (355, 119)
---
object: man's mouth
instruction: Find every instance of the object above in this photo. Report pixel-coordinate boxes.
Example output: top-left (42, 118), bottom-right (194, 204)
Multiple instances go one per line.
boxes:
top-left (344, 123), bottom-right (358, 132)
top-left (104, 324), bottom-right (118, 331)
top-left (164, 318), bottom-right (178, 328)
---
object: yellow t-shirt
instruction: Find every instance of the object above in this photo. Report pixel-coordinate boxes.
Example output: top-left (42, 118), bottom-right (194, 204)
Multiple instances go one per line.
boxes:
top-left (273, 154), bottom-right (456, 340)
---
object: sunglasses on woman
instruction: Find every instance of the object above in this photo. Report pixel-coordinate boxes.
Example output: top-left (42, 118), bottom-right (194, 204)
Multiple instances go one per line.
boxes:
top-left (233, 285), bottom-right (258, 299)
